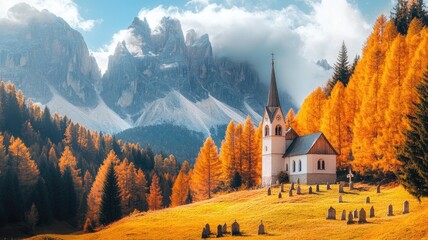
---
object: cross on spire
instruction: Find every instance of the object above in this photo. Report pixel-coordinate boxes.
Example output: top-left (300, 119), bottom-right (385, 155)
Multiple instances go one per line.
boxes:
top-left (271, 53), bottom-right (274, 66)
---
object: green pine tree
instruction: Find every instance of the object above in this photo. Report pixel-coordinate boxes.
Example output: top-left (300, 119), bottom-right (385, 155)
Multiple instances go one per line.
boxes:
top-left (325, 42), bottom-right (350, 96)
top-left (392, 0), bottom-right (410, 34)
top-left (397, 69), bottom-right (428, 200)
top-left (99, 163), bottom-right (122, 225)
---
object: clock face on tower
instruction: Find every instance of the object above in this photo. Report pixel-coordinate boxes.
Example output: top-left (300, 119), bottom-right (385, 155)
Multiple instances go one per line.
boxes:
top-left (276, 115), bottom-right (281, 121)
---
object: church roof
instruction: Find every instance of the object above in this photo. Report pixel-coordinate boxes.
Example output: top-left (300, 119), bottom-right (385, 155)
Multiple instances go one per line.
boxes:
top-left (267, 57), bottom-right (281, 109)
top-left (283, 132), bottom-right (338, 157)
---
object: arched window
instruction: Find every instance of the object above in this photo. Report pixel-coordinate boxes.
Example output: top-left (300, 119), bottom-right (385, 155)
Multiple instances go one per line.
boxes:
top-left (275, 125), bottom-right (282, 136)
top-left (299, 160), bottom-right (302, 172)
top-left (286, 164), bottom-right (289, 172)
top-left (265, 125), bottom-right (269, 136)
top-left (318, 159), bottom-right (325, 170)
top-left (292, 161), bottom-right (296, 172)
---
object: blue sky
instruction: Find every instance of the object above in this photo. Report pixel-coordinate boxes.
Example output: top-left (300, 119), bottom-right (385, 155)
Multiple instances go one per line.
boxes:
top-left (0, 0), bottom-right (397, 104)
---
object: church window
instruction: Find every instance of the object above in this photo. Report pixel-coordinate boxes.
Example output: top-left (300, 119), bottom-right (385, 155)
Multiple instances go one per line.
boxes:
top-left (265, 125), bottom-right (269, 136)
top-left (298, 160), bottom-right (302, 172)
top-left (292, 161), bottom-right (296, 172)
top-left (286, 164), bottom-right (289, 171)
top-left (265, 146), bottom-right (268, 152)
top-left (275, 125), bottom-right (282, 136)
top-left (317, 159), bottom-right (325, 170)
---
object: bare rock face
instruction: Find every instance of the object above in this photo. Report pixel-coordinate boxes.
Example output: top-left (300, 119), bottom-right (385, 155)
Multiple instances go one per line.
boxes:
top-left (0, 3), bottom-right (100, 107)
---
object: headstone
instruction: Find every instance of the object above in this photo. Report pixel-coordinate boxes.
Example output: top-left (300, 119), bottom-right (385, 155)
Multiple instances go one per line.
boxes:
top-left (222, 223), bottom-right (227, 233)
top-left (338, 195), bottom-right (343, 203)
top-left (387, 204), bottom-right (394, 216)
top-left (370, 206), bottom-right (375, 218)
top-left (347, 211), bottom-right (354, 224)
top-left (278, 192), bottom-right (282, 199)
top-left (276, 179), bottom-right (279, 185)
top-left (341, 210), bottom-right (346, 220)
top-left (326, 206), bottom-right (336, 220)
top-left (281, 183), bottom-right (284, 192)
top-left (205, 223), bottom-right (211, 235)
top-left (267, 187), bottom-right (271, 196)
top-left (216, 224), bottom-right (223, 237)
top-left (309, 186), bottom-right (313, 194)
top-left (366, 196), bottom-right (370, 204)
top-left (339, 183), bottom-right (344, 193)
top-left (297, 178), bottom-right (300, 184)
top-left (403, 200), bottom-right (409, 214)
top-left (347, 169), bottom-right (354, 190)
top-left (258, 220), bottom-right (265, 235)
top-left (289, 188), bottom-right (293, 197)
top-left (358, 208), bottom-right (367, 224)
top-left (291, 182), bottom-right (295, 190)
top-left (297, 185), bottom-right (301, 195)
top-left (316, 184), bottom-right (320, 192)
top-left (353, 209), bottom-right (358, 218)
top-left (376, 184), bottom-right (381, 193)
top-left (231, 220), bottom-right (240, 236)
top-left (201, 228), bottom-right (209, 238)
top-left (327, 182), bottom-right (331, 190)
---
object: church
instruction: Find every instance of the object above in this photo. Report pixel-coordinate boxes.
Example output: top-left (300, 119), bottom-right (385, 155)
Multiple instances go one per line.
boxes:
top-left (261, 58), bottom-right (337, 186)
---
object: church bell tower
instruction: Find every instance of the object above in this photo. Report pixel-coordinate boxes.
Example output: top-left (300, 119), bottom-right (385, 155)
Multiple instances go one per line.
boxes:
top-left (261, 55), bottom-right (286, 186)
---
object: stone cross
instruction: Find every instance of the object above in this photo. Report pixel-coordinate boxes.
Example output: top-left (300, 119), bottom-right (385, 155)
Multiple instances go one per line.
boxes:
top-left (327, 182), bottom-right (331, 190)
top-left (291, 182), bottom-right (295, 190)
top-left (358, 208), bottom-right (367, 224)
top-left (316, 184), bottom-right (320, 192)
top-left (403, 200), bottom-right (409, 214)
top-left (231, 220), bottom-right (240, 236)
top-left (366, 196), bottom-right (370, 204)
top-left (347, 169), bottom-right (354, 189)
top-left (222, 223), bottom-right (227, 233)
top-left (341, 210), bottom-right (346, 220)
top-left (289, 188), bottom-right (293, 197)
top-left (369, 206), bottom-right (375, 218)
top-left (339, 183), bottom-right (344, 193)
top-left (347, 211), bottom-right (354, 224)
top-left (280, 183), bottom-right (284, 192)
top-left (326, 206), bottom-right (336, 220)
top-left (216, 225), bottom-right (223, 237)
top-left (296, 185), bottom-right (302, 195)
top-left (309, 186), bottom-right (313, 194)
top-left (278, 192), bottom-right (282, 199)
top-left (338, 195), bottom-right (343, 203)
top-left (353, 209), bottom-right (358, 218)
top-left (387, 204), bottom-right (394, 216)
top-left (267, 187), bottom-right (271, 196)
top-left (376, 184), bottom-right (381, 193)
top-left (258, 220), bottom-right (265, 235)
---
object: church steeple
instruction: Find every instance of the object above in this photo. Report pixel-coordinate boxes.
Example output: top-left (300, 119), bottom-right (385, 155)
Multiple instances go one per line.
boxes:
top-left (267, 54), bottom-right (281, 108)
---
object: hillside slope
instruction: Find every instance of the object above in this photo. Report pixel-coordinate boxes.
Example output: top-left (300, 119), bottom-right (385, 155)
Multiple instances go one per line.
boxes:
top-left (32, 184), bottom-right (428, 240)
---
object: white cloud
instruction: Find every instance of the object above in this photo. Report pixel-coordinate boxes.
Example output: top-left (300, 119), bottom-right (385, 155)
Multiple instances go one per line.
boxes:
top-left (0, 0), bottom-right (101, 31)
top-left (93, 0), bottom-right (371, 105)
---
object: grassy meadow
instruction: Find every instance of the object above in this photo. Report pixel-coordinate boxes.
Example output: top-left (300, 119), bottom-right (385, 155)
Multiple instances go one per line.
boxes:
top-left (31, 183), bottom-right (428, 240)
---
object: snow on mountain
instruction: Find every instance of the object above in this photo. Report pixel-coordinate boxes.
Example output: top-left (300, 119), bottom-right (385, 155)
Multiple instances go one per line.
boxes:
top-left (47, 91), bottom-right (131, 134)
top-left (135, 90), bottom-right (260, 135)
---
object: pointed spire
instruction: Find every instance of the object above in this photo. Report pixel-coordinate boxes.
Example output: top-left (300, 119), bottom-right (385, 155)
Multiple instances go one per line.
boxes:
top-left (267, 53), bottom-right (281, 108)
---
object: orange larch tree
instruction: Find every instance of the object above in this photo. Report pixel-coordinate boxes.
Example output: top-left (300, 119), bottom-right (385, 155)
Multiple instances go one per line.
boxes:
top-left (148, 174), bottom-right (163, 210)
top-left (192, 137), bottom-right (221, 200)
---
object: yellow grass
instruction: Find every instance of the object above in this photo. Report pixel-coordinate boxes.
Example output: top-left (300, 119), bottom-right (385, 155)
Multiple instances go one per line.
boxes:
top-left (31, 184), bottom-right (428, 240)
